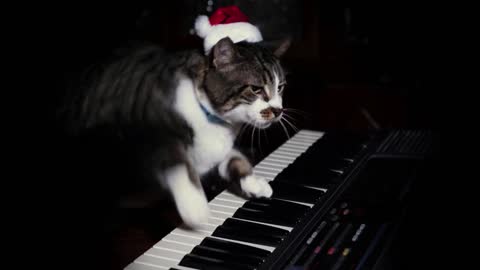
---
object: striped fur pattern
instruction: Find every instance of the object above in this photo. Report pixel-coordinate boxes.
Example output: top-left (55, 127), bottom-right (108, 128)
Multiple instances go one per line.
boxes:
top-left (62, 37), bottom-right (290, 228)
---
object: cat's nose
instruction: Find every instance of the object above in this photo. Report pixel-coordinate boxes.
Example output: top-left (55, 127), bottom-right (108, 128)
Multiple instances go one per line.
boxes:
top-left (271, 107), bottom-right (283, 118)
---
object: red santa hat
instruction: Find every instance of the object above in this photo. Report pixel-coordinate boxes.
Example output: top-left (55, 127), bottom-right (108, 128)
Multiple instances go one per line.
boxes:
top-left (194, 6), bottom-right (263, 54)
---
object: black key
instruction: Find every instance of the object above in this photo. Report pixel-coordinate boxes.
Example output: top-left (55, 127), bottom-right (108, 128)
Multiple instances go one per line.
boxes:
top-left (200, 237), bottom-right (271, 258)
top-left (191, 246), bottom-right (265, 266)
top-left (233, 207), bottom-right (299, 227)
top-left (245, 198), bottom-right (310, 215)
top-left (212, 218), bottom-right (289, 247)
top-left (179, 253), bottom-right (257, 270)
top-left (325, 158), bottom-right (354, 171)
top-left (270, 181), bottom-right (324, 204)
top-left (276, 169), bottom-right (341, 188)
top-left (237, 198), bottom-right (309, 226)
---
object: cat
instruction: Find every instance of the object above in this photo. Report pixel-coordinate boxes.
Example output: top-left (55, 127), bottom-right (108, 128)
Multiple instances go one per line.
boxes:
top-left (62, 36), bottom-right (290, 228)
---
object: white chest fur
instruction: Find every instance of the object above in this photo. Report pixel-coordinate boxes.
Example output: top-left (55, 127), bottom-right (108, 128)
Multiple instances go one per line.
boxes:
top-left (174, 78), bottom-right (234, 175)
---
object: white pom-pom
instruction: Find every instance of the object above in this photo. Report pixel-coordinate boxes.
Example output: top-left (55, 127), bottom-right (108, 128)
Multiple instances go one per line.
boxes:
top-left (194, 15), bottom-right (211, 38)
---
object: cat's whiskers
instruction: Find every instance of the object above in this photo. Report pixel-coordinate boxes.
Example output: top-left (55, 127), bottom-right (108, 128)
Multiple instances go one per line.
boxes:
top-left (278, 118), bottom-right (291, 139)
top-left (250, 120), bottom-right (256, 158)
top-left (283, 108), bottom-right (310, 119)
top-left (282, 112), bottom-right (299, 124)
top-left (257, 121), bottom-right (263, 156)
top-left (237, 122), bottom-right (250, 141)
top-left (282, 116), bottom-right (299, 133)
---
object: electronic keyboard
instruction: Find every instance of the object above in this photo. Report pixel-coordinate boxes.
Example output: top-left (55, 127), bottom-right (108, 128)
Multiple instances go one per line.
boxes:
top-left (124, 129), bottom-right (434, 270)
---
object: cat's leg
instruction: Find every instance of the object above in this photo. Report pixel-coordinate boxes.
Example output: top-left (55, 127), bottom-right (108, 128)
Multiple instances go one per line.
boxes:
top-left (155, 146), bottom-right (210, 229)
top-left (163, 164), bottom-right (210, 228)
top-left (218, 149), bottom-right (273, 198)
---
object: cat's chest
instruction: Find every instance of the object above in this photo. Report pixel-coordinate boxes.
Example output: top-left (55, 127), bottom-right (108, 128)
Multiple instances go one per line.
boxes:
top-left (174, 78), bottom-right (234, 174)
top-left (190, 125), bottom-right (234, 174)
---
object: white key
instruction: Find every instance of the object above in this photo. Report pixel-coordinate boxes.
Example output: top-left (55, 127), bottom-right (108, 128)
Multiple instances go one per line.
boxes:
top-left (126, 261), bottom-right (169, 270)
top-left (216, 192), bottom-right (247, 203)
top-left (281, 143), bottom-right (309, 151)
top-left (209, 204), bottom-right (237, 214)
top-left (134, 254), bottom-right (178, 269)
top-left (254, 164), bottom-right (283, 173)
top-left (155, 240), bottom-right (194, 253)
top-left (209, 197), bottom-right (243, 208)
top-left (163, 233), bottom-right (201, 246)
top-left (144, 246), bottom-right (185, 261)
top-left (256, 160), bottom-right (290, 167)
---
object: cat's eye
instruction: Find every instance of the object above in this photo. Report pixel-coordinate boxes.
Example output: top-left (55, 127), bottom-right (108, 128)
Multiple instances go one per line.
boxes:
top-left (250, 85), bottom-right (264, 95)
top-left (278, 83), bottom-right (287, 94)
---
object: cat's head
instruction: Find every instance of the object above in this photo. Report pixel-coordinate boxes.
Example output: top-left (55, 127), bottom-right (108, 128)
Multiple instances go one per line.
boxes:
top-left (203, 37), bottom-right (290, 129)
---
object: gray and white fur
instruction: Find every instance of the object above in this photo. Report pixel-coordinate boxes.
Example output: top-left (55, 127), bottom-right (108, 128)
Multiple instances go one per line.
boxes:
top-left (64, 37), bottom-right (290, 228)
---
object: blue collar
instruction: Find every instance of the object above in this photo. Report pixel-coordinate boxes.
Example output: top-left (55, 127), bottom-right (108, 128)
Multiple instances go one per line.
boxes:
top-left (199, 103), bottom-right (229, 125)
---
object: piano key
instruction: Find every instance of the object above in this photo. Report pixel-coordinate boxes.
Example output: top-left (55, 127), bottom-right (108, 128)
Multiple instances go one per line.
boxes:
top-left (210, 204), bottom-right (237, 214)
top-left (216, 192), bottom-right (248, 203)
top-left (233, 207), bottom-right (300, 227)
top-left (190, 245), bottom-right (265, 267)
top-left (245, 197), bottom-right (311, 214)
top-left (213, 225), bottom-right (283, 248)
top-left (209, 198), bottom-right (244, 208)
top-left (179, 253), bottom-right (257, 270)
top-left (270, 181), bottom-right (325, 204)
top-left (274, 149), bottom-right (304, 157)
top-left (276, 169), bottom-right (341, 188)
top-left (126, 261), bottom-right (169, 270)
top-left (280, 142), bottom-right (310, 150)
top-left (255, 160), bottom-right (290, 168)
top-left (212, 218), bottom-right (289, 247)
top-left (266, 153), bottom-right (296, 162)
top-left (253, 164), bottom-right (283, 173)
top-left (284, 140), bottom-right (316, 147)
top-left (199, 237), bottom-right (271, 258)
top-left (209, 209), bottom-right (232, 220)
top-left (134, 254), bottom-right (179, 269)
top-left (144, 247), bottom-right (185, 261)
top-left (280, 144), bottom-right (311, 152)
top-left (155, 240), bottom-right (195, 253)
top-left (220, 218), bottom-right (290, 238)
top-left (233, 200), bottom-right (309, 227)
top-left (252, 169), bottom-right (278, 177)
top-left (164, 232), bottom-right (203, 246)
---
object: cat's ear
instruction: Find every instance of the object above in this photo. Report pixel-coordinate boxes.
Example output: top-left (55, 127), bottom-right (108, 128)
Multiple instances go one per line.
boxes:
top-left (273, 37), bottom-right (291, 58)
top-left (260, 37), bottom-right (292, 58)
top-left (212, 37), bottom-right (237, 68)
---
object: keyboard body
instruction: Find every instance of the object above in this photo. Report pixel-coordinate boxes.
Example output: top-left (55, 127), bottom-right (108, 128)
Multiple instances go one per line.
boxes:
top-left (124, 129), bottom-right (436, 270)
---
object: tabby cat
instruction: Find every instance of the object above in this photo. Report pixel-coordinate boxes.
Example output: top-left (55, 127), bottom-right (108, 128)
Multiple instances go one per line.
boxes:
top-left (64, 37), bottom-right (290, 228)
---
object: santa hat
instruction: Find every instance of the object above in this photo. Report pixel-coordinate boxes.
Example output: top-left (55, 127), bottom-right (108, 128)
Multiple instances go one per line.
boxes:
top-left (194, 6), bottom-right (263, 54)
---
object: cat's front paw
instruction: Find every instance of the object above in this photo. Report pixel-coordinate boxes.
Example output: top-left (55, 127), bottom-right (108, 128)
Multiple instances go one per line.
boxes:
top-left (240, 175), bottom-right (273, 198)
top-left (176, 191), bottom-right (210, 229)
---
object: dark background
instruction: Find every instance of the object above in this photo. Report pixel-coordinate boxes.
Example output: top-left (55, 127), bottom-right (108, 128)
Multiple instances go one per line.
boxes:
top-left (20, 1), bottom-right (444, 270)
